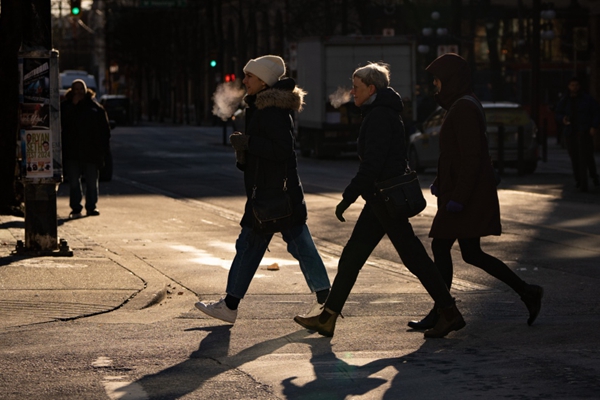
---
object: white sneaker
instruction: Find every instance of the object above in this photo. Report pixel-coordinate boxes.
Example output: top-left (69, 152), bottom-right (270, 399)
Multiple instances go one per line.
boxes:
top-left (195, 298), bottom-right (237, 324)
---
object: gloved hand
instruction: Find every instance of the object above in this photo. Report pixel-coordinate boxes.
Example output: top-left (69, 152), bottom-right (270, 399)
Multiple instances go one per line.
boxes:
top-left (446, 200), bottom-right (464, 213)
top-left (230, 133), bottom-right (249, 151)
top-left (430, 184), bottom-right (439, 197)
top-left (235, 150), bottom-right (246, 165)
top-left (335, 199), bottom-right (352, 222)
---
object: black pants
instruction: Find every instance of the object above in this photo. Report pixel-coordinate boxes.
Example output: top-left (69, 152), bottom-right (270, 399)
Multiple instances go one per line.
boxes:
top-left (566, 131), bottom-right (598, 188)
top-left (325, 197), bottom-right (454, 314)
top-left (431, 237), bottom-right (527, 295)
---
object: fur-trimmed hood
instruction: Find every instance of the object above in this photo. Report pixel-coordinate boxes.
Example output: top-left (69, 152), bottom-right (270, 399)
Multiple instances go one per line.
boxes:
top-left (63, 87), bottom-right (97, 102)
top-left (253, 78), bottom-right (306, 112)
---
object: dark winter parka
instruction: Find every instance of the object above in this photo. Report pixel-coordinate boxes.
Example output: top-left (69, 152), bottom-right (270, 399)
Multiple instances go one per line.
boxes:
top-left (342, 87), bottom-right (407, 204)
top-left (61, 88), bottom-right (111, 167)
top-left (426, 53), bottom-right (501, 239)
top-left (238, 78), bottom-right (308, 229)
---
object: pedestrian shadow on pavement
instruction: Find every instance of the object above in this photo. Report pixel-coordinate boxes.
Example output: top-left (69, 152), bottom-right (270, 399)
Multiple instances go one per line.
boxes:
top-left (113, 325), bottom-right (470, 399)
top-left (281, 336), bottom-right (469, 400)
top-left (281, 336), bottom-right (389, 399)
top-left (121, 326), bottom-right (313, 399)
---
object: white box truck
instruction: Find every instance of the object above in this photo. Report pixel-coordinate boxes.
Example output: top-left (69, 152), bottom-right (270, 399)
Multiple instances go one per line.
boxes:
top-left (295, 36), bottom-right (416, 158)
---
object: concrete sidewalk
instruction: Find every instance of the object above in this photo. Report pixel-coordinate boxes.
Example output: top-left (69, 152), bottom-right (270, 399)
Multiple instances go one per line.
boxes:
top-left (0, 216), bottom-right (148, 329)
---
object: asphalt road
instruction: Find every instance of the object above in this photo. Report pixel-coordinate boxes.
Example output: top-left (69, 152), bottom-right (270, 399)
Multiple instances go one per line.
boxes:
top-left (1, 124), bottom-right (599, 399)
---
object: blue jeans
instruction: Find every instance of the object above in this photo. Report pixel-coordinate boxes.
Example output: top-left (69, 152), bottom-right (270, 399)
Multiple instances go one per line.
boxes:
top-left (226, 224), bottom-right (331, 299)
top-left (64, 159), bottom-right (99, 213)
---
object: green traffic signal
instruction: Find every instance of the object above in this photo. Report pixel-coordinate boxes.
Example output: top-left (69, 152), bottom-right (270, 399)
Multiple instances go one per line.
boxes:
top-left (210, 60), bottom-right (217, 68)
top-left (70, 0), bottom-right (82, 15)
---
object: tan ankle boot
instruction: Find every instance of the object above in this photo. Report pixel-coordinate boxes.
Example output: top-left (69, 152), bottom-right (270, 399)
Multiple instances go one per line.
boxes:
top-left (294, 307), bottom-right (339, 337)
top-left (424, 303), bottom-right (466, 338)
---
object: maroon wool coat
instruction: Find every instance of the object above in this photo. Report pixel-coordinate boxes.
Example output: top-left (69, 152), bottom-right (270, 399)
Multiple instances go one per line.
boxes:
top-left (426, 54), bottom-right (501, 239)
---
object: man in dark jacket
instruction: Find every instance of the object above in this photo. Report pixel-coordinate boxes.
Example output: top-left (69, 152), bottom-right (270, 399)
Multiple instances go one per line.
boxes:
top-left (407, 53), bottom-right (543, 331)
top-left (61, 79), bottom-right (110, 218)
top-left (554, 77), bottom-right (600, 191)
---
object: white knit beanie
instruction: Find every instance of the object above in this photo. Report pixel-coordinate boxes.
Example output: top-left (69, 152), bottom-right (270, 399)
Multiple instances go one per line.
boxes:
top-left (243, 55), bottom-right (285, 87)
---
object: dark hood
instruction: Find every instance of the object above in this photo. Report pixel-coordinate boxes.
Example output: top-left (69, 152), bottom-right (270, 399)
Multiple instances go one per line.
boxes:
top-left (426, 53), bottom-right (472, 110)
top-left (362, 87), bottom-right (404, 114)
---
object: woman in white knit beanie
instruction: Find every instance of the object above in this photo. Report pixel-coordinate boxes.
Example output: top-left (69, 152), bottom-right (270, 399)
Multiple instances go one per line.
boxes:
top-left (195, 55), bottom-right (331, 325)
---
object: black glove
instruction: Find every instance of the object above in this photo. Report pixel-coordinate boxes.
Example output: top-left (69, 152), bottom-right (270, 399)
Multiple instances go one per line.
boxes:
top-left (230, 133), bottom-right (249, 151)
top-left (335, 199), bottom-right (352, 222)
top-left (430, 184), bottom-right (439, 197)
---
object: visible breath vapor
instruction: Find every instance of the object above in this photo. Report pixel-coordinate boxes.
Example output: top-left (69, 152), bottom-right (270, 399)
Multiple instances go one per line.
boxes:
top-left (212, 82), bottom-right (246, 121)
top-left (329, 87), bottom-right (352, 109)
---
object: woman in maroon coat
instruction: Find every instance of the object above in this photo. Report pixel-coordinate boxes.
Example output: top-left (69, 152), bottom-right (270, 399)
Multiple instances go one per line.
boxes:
top-left (408, 53), bottom-right (544, 330)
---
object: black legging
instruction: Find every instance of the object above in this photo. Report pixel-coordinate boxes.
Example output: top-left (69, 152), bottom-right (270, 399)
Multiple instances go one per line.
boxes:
top-left (431, 237), bottom-right (527, 294)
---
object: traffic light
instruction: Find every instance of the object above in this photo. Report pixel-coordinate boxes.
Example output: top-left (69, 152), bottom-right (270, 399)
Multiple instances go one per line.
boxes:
top-left (224, 73), bottom-right (236, 82)
top-left (210, 59), bottom-right (217, 68)
top-left (70, 0), bottom-right (82, 16)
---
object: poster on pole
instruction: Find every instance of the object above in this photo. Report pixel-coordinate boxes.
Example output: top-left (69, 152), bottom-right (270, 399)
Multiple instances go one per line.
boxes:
top-left (20, 103), bottom-right (50, 129)
top-left (21, 129), bottom-right (53, 178)
top-left (20, 58), bottom-right (50, 104)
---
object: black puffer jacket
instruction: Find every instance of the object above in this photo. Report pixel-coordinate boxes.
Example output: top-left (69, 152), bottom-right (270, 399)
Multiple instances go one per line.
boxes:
top-left (61, 89), bottom-right (111, 167)
top-left (239, 78), bottom-right (308, 229)
top-left (342, 87), bottom-right (407, 203)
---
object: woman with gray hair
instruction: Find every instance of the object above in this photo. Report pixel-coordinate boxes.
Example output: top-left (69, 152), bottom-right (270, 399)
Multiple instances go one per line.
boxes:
top-left (294, 62), bottom-right (465, 338)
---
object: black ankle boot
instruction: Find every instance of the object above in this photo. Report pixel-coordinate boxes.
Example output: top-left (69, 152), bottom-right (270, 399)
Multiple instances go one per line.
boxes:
top-left (520, 284), bottom-right (544, 326)
top-left (424, 303), bottom-right (466, 338)
top-left (407, 307), bottom-right (439, 330)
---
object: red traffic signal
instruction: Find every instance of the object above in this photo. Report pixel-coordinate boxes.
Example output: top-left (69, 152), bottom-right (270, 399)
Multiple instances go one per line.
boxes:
top-left (224, 73), bottom-right (236, 82)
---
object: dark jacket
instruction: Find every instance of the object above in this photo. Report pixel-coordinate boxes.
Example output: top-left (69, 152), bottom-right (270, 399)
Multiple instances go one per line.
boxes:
top-left (554, 92), bottom-right (600, 135)
top-left (426, 54), bottom-right (501, 239)
top-left (342, 87), bottom-right (407, 204)
top-left (61, 89), bottom-right (111, 167)
top-left (239, 78), bottom-right (308, 229)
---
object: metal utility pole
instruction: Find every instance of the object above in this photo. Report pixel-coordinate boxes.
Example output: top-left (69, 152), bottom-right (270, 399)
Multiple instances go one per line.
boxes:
top-left (15, 0), bottom-right (72, 256)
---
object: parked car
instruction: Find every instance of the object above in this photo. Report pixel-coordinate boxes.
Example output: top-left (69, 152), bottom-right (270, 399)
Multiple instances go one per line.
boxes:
top-left (408, 101), bottom-right (539, 174)
top-left (99, 94), bottom-right (131, 125)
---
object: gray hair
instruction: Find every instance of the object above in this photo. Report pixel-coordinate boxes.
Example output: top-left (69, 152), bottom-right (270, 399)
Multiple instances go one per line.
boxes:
top-left (352, 62), bottom-right (390, 90)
